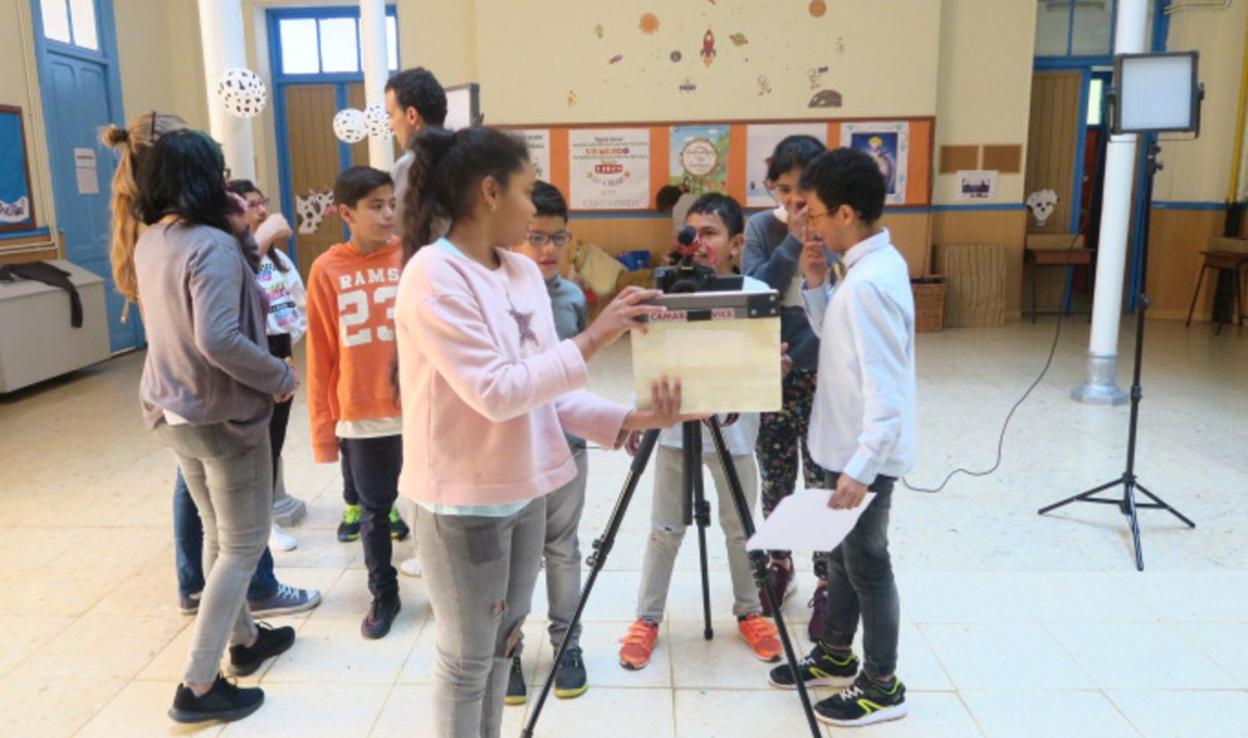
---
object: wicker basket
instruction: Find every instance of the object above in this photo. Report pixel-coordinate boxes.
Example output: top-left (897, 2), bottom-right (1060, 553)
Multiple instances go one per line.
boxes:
top-left (911, 276), bottom-right (946, 332)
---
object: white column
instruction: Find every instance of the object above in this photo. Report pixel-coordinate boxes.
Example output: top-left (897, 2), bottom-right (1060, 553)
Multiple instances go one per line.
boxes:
top-left (197, 0), bottom-right (256, 180)
top-left (360, 0), bottom-right (394, 171)
top-left (1072, 0), bottom-right (1148, 405)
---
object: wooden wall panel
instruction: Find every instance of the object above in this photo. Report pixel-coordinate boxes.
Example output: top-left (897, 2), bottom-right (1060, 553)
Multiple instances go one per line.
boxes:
top-left (880, 212), bottom-right (932, 277)
top-left (1146, 207), bottom-right (1227, 320)
top-left (932, 209), bottom-right (1028, 317)
top-left (286, 85), bottom-right (346, 280)
top-left (1025, 71), bottom-right (1082, 234)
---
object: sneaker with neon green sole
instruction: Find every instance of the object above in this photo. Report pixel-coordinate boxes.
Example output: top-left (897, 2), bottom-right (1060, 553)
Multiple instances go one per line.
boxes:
top-left (813, 672), bottom-right (907, 727)
top-left (767, 643), bottom-right (859, 689)
top-left (337, 505), bottom-right (361, 543)
top-left (388, 507), bottom-right (410, 541)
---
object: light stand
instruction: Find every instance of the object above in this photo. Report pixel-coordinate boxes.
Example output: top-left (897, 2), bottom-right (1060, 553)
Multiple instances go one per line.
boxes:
top-left (1039, 53), bottom-right (1202, 570)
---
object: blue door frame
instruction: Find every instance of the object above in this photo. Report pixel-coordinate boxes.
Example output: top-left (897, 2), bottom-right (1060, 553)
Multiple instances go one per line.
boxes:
top-left (28, 0), bottom-right (138, 351)
top-left (266, 5), bottom-right (398, 266)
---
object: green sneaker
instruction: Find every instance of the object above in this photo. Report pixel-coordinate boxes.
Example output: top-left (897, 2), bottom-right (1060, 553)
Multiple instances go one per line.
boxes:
top-left (768, 643), bottom-right (859, 689)
top-left (389, 507), bottom-right (410, 541)
top-left (337, 504), bottom-right (362, 542)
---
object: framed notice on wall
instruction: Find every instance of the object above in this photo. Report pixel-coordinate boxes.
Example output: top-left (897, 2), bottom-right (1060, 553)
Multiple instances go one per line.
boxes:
top-left (840, 121), bottom-right (910, 206)
top-left (0, 106), bottom-right (37, 232)
top-left (568, 128), bottom-right (651, 210)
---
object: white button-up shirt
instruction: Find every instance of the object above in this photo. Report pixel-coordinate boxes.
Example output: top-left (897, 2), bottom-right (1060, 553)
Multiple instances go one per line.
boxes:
top-left (801, 229), bottom-right (916, 484)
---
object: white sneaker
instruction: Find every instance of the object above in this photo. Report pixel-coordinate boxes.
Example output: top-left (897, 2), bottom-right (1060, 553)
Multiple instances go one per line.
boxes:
top-left (269, 523), bottom-right (298, 552)
top-left (399, 556), bottom-right (422, 577)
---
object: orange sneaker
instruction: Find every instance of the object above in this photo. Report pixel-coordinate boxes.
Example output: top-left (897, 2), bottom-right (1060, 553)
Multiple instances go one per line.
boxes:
top-left (738, 613), bottom-right (783, 662)
top-left (619, 619), bottom-right (659, 670)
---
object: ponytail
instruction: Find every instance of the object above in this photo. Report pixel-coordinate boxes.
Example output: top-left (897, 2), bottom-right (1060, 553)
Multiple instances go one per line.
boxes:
top-left (102, 111), bottom-right (188, 304)
top-left (401, 126), bottom-right (530, 264)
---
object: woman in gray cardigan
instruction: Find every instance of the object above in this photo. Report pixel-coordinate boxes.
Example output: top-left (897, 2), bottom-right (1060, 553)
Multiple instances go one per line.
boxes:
top-left (132, 129), bottom-right (298, 725)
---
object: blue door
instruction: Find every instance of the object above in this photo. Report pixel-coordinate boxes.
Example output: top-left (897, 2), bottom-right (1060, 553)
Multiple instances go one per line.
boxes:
top-left (32, 0), bottom-right (141, 352)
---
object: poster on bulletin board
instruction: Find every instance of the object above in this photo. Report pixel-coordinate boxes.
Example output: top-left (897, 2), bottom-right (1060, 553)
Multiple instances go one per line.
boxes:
top-left (0, 106), bottom-right (36, 232)
top-left (568, 128), bottom-right (651, 210)
top-left (670, 125), bottom-right (730, 195)
top-left (745, 123), bottom-right (828, 207)
top-left (840, 121), bottom-right (910, 205)
top-left (521, 129), bottom-right (551, 181)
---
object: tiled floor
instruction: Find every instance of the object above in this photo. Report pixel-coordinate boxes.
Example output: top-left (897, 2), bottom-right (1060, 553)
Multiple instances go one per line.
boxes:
top-left (1, 318), bottom-right (1246, 737)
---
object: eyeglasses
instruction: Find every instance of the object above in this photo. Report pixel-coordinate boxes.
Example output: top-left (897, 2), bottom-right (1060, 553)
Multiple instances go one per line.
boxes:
top-left (807, 208), bottom-right (831, 224)
top-left (246, 197), bottom-right (271, 210)
top-left (527, 230), bottom-right (573, 247)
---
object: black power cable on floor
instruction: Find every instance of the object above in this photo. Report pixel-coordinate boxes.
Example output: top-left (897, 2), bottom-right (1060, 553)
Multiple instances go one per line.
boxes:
top-left (901, 233), bottom-right (1082, 494)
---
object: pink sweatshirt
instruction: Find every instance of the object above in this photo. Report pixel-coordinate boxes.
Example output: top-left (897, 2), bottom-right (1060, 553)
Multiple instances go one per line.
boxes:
top-left (395, 239), bottom-right (629, 506)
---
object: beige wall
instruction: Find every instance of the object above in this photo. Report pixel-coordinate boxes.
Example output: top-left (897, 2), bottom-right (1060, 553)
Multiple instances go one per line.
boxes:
top-left (0, 0), bottom-right (55, 236)
top-left (474, 0), bottom-right (941, 125)
top-left (1153, 0), bottom-right (1248, 203)
top-left (114, 0), bottom-right (208, 128)
top-left (933, 0), bottom-right (1037, 205)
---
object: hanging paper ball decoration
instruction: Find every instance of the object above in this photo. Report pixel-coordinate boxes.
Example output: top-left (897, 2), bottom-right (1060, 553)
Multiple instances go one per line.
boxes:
top-left (217, 68), bottom-right (268, 119)
top-left (363, 104), bottom-right (391, 139)
top-left (333, 108), bottom-right (367, 143)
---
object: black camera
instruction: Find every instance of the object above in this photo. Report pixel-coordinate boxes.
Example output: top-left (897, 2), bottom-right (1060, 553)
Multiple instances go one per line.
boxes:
top-left (652, 226), bottom-right (744, 293)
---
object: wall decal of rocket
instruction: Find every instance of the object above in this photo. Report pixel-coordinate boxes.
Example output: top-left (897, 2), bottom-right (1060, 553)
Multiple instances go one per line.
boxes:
top-left (701, 28), bottom-right (717, 66)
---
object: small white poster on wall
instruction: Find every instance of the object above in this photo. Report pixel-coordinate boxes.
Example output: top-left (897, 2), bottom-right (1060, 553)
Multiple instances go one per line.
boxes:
top-left (840, 122), bottom-right (909, 205)
top-left (74, 148), bottom-right (99, 195)
top-left (569, 128), bottom-right (651, 210)
top-left (957, 170), bottom-right (998, 200)
top-left (521, 129), bottom-right (551, 182)
top-left (745, 123), bottom-right (827, 207)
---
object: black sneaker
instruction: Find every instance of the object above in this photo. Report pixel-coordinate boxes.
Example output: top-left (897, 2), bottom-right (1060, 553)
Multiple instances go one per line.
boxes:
top-left (228, 623), bottom-right (296, 677)
top-left (505, 656), bottom-right (527, 706)
top-left (814, 672), bottom-right (907, 727)
top-left (337, 504), bottom-right (361, 542)
top-left (168, 675), bottom-right (264, 724)
top-left (249, 584), bottom-right (322, 618)
top-left (389, 507), bottom-right (410, 541)
top-left (361, 593), bottom-right (401, 639)
top-left (554, 646), bottom-right (588, 699)
top-left (178, 592), bottom-right (200, 616)
top-left (768, 643), bottom-right (859, 689)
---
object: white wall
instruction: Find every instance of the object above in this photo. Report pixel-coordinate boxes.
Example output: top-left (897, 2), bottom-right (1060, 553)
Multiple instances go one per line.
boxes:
top-left (933, 0), bottom-right (1038, 205)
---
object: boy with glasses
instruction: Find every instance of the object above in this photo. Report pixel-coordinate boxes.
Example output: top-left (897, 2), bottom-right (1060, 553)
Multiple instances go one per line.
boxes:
top-left (504, 181), bottom-right (592, 704)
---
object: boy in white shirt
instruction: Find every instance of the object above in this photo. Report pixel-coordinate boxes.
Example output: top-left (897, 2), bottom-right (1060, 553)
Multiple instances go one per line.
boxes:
top-left (766, 147), bottom-right (916, 728)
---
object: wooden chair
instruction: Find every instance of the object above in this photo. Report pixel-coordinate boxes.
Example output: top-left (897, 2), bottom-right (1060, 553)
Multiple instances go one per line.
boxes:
top-left (1185, 238), bottom-right (1248, 335)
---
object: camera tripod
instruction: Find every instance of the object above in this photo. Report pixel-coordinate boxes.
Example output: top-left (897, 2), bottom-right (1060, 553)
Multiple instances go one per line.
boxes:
top-left (521, 417), bottom-right (821, 738)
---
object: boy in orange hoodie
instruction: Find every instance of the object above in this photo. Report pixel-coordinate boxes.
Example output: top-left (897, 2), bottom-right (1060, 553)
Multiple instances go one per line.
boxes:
top-left (306, 166), bottom-right (405, 639)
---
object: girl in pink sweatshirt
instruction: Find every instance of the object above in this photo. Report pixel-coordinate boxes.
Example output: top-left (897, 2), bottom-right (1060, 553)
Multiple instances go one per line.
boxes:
top-left (394, 126), bottom-right (685, 738)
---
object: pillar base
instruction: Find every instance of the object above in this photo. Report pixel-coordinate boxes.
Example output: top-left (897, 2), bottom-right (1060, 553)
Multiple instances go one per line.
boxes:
top-left (1072, 353), bottom-right (1129, 405)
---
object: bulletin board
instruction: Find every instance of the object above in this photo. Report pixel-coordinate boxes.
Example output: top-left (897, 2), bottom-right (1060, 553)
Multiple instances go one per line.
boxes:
top-left (0, 106), bottom-right (37, 232)
top-left (500, 116), bottom-right (934, 214)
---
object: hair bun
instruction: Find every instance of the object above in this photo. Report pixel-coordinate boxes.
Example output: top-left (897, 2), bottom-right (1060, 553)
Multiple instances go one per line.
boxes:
top-left (102, 125), bottom-right (130, 147)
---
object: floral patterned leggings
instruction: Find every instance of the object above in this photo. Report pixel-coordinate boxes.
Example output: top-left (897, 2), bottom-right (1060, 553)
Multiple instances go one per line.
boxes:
top-left (757, 367), bottom-right (832, 577)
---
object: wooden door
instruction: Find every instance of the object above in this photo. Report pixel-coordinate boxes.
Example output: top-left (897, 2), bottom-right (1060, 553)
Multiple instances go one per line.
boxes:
top-left (1025, 71), bottom-right (1082, 235)
top-left (285, 84), bottom-right (346, 280)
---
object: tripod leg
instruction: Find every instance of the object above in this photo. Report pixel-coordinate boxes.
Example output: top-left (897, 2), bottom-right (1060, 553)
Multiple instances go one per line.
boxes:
top-left (1134, 483), bottom-right (1197, 528)
top-left (705, 417), bottom-right (822, 738)
top-left (521, 429), bottom-right (660, 738)
top-left (1037, 477), bottom-right (1124, 515)
top-left (686, 422), bottom-right (715, 641)
top-left (1122, 479), bottom-right (1145, 572)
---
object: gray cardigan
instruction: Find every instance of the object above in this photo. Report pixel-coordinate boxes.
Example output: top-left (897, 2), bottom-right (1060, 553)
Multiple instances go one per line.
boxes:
top-left (742, 210), bottom-right (820, 370)
top-left (135, 222), bottom-right (296, 448)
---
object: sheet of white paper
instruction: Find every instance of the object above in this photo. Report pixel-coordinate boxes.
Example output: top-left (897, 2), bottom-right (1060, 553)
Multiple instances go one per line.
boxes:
top-left (746, 489), bottom-right (876, 552)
